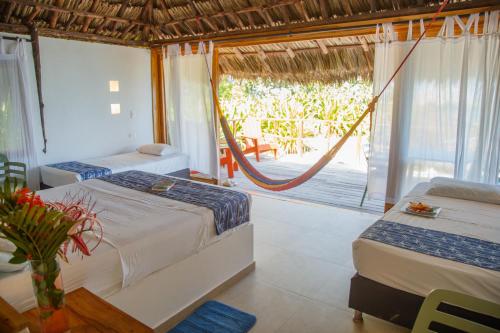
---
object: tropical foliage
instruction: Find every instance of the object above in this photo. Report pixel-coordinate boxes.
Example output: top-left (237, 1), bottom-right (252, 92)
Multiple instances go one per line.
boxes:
top-left (0, 179), bottom-right (102, 321)
top-left (219, 76), bottom-right (372, 154)
top-left (0, 179), bottom-right (102, 264)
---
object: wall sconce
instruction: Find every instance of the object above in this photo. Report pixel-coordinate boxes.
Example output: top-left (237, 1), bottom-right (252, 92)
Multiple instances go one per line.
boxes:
top-left (109, 80), bottom-right (120, 92)
top-left (111, 104), bottom-right (121, 115)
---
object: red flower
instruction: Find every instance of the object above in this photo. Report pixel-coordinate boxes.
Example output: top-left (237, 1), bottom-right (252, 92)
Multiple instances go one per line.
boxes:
top-left (14, 188), bottom-right (45, 208)
top-left (70, 234), bottom-right (91, 256)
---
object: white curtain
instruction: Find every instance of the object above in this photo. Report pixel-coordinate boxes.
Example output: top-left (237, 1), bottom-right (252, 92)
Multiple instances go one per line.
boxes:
top-left (0, 38), bottom-right (39, 189)
top-left (368, 12), bottom-right (500, 203)
top-left (164, 42), bottom-right (219, 178)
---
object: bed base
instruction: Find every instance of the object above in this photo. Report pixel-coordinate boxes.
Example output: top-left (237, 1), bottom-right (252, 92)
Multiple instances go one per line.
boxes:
top-left (349, 273), bottom-right (500, 331)
top-left (349, 273), bottom-right (423, 329)
top-left (156, 261), bottom-right (255, 332)
top-left (105, 223), bottom-right (254, 330)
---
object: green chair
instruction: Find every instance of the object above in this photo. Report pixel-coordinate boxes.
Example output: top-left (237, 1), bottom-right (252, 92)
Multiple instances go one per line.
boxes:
top-left (0, 154), bottom-right (27, 188)
top-left (412, 289), bottom-right (500, 333)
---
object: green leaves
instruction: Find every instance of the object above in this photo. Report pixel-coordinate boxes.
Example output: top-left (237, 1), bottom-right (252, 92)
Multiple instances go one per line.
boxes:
top-left (0, 181), bottom-right (78, 262)
top-left (219, 76), bottom-right (372, 154)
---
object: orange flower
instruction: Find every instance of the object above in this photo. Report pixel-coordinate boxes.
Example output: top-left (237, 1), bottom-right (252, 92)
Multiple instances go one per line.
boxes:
top-left (15, 188), bottom-right (45, 208)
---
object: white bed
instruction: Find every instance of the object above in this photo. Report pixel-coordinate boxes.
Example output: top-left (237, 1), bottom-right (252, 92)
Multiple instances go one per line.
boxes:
top-left (353, 182), bottom-right (500, 304)
top-left (0, 178), bottom-right (253, 329)
top-left (40, 151), bottom-right (189, 187)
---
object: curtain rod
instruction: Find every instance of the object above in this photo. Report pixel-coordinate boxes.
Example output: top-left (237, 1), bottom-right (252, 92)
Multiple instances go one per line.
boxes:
top-left (0, 35), bottom-right (32, 42)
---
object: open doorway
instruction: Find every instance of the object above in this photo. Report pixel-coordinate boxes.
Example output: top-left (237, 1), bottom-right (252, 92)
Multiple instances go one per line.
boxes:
top-left (216, 37), bottom-right (384, 213)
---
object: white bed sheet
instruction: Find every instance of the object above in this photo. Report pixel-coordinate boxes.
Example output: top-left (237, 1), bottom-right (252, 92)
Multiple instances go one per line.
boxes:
top-left (40, 151), bottom-right (189, 187)
top-left (353, 182), bottom-right (500, 303)
top-left (0, 179), bottom-right (249, 312)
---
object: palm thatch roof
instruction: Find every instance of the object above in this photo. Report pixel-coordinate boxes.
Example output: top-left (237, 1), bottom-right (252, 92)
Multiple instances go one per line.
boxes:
top-left (0, 0), bottom-right (489, 46)
top-left (218, 35), bottom-right (375, 83)
top-left (0, 0), bottom-right (495, 82)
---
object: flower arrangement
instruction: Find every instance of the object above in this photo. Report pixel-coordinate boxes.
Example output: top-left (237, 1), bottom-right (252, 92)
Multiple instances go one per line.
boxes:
top-left (0, 179), bottom-right (102, 332)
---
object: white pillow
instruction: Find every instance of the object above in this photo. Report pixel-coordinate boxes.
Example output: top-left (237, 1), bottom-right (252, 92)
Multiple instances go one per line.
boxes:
top-left (0, 238), bottom-right (16, 252)
top-left (426, 177), bottom-right (500, 205)
top-left (0, 252), bottom-right (28, 273)
top-left (137, 144), bottom-right (177, 156)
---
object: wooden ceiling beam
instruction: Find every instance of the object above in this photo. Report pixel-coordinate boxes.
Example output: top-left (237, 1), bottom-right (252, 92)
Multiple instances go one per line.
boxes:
top-left (141, 0), bottom-right (153, 40)
top-left (220, 42), bottom-right (372, 57)
top-left (212, 0), bottom-right (230, 30)
top-left (24, 5), bottom-right (40, 23)
top-left (279, 5), bottom-right (291, 24)
top-left (258, 8), bottom-right (274, 26)
top-left (294, 1), bottom-right (310, 22)
top-left (120, 22), bottom-right (136, 38)
top-left (3, 2), bottom-right (15, 23)
top-left (151, 0), bottom-right (500, 46)
top-left (315, 39), bottom-right (328, 54)
top-left (64, 13), bottom-right (77, 31)
top-left (227, 12), bottom-right (245, 29)
top-left (49, 0), bottom-right (64, 29)
top-left (111, 0), bottom-right (130, 33)
top-left (318, 0), bottom-right (330, 20)
top-left (1, 0), bottom-right (148, 28)
top-left (95, 18), bottom-right (110, 34)
top-left (0, 22), bottom-right (147, 47)
top-left (187, 0), bottom-right (218, 32)
top-left (82, 0), bottom-right (100, 33)
top-left (157, 0), bottom-right (182, 37)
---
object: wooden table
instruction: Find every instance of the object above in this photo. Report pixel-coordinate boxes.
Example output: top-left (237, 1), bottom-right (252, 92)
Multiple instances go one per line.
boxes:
top-left (21, 288), bottom-right (153, 333)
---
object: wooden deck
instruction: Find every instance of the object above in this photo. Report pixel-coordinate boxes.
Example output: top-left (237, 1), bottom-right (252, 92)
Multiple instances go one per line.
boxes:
top-left (220, 155), bottom-right (384, 213)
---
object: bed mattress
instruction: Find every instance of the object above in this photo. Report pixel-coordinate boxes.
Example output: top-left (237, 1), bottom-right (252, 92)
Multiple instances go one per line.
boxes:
top-left (353, 182), bottom-right (500, 303)
top-left (40, 151), bottom-right (189, 187)
top-left (0, 179), bottom-right (249, 312)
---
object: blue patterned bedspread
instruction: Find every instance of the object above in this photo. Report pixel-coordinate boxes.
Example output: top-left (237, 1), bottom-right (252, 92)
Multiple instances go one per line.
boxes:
top-left (360, 220), bottom-right (500, 272)
top-left (100, 170), bottom-right (251, 235)
top-left (47, 161), bottom-right (112, 180)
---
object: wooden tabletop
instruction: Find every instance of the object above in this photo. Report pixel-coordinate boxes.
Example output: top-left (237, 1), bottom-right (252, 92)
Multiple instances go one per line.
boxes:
top-left (22, 288), bottom-right (153, 333)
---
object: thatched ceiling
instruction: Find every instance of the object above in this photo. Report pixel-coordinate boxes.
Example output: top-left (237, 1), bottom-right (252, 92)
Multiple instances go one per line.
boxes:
top-left (219, 35), bottom-right (375, 83)
top-left (0, 0), bottom-right (486, 46)
top-left (0, 0), bottom-right (494, 83)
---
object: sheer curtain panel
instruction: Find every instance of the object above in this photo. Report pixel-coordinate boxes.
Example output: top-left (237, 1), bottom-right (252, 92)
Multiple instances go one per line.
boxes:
top-left (164, 42), bottom-right (219, 178)
top-left (368, 12), bottom-right (500, 204)
top-left (0, 38), bottom-right (39, 189)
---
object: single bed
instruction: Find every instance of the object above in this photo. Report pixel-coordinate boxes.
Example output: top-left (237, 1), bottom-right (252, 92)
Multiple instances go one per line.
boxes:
top-left (0, 171), bottom-right (253, 330)
top-left (349, 181), bottom-right (500, 328)
top-left (40, 150), bottom-right (189, 188)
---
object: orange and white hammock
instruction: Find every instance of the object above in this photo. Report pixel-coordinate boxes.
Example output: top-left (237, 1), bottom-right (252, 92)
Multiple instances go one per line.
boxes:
top-left (204, 0), bottom-right (449, 191)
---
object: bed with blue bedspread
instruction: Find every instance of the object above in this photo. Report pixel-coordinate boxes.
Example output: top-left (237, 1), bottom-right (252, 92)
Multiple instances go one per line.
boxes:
top-left (350, 181), bottom-right (500, 328)
top-left (40, 151), bottom-right (189, 187)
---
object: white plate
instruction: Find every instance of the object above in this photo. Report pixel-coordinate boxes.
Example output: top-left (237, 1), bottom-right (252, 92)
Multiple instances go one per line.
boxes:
top-left (401, 203), bottom-right (441, 218)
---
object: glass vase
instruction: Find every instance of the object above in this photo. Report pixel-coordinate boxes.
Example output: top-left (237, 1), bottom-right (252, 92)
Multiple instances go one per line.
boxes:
top-left (30, 258), bottom-right (69, 333)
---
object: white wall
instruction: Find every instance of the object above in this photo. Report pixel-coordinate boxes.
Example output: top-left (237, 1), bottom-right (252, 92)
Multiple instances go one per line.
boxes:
top-left (37, 38), bottom-right (153, 164)
top-left (1, 34), bottom-right (153, 165)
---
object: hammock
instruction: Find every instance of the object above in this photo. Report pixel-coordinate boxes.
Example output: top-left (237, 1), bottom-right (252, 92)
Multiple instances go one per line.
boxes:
top-left (204, 0), bottom-right (449, 191)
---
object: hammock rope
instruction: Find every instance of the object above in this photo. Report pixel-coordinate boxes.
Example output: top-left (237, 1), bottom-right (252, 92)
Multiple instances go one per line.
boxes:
top-left (203, 0), bottom-right (449, 191)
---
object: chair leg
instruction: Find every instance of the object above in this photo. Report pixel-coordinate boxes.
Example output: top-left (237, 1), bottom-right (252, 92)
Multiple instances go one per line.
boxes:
top-left (353, 310), bottom-right (363, 323)
top-left (255, 148), bottom-right (260, 162)
top-left (227, 154), bottom-right (234, 178)
top-left (360, 185), bottom-right (368, 207)
top-left (233, 161), bottom-right (239, 171)
top-left (273, 149), bottom-right (277, 160)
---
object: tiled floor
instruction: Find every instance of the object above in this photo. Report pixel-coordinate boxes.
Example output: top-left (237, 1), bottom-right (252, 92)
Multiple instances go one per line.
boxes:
top-left (216, 194), bottom-right (410, 333)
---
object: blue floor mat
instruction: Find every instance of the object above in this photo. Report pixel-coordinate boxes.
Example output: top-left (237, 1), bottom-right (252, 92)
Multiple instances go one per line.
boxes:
top-left (168, 300), bottom-right (256, 333)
